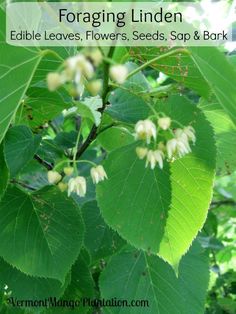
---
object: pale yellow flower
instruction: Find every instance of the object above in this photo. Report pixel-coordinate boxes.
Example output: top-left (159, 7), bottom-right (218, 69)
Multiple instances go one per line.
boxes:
top-left (90, 165), bottom-right (108, 184)
top-left (68, 176), bottom-right (86, 197)
top-left (135, 119), bottom-right (157, 144)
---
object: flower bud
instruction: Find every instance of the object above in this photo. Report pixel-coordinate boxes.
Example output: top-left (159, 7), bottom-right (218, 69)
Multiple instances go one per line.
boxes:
top-left (87, 80), bottom-right (102, 96)
top-left (158, 117), bottom-right (171, 130)
top-left (58, 182), bottom-right (68, 192)
top-left (136, 147), bottom-right (148, 159)
top-left (109, 65), bottom-right (128, 84)
top-left (47, 171), bottom-right (62, 184)
top-left (64, 167), bottom-right (74, 176)
top-left (88, 49), bottom-right (103, 66)
top-left (47, 73), bottom-right (63, 91)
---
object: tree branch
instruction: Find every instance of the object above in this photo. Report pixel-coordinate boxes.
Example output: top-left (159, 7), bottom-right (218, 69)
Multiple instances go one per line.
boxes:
top-left (34, 154), bottom-right (53, 170)
top-left (75, 46), bottom-right (116, 159)
top-left (210, 199), bottom-right (236, 208)
top-left (11, 179), bottom-right (37, 191)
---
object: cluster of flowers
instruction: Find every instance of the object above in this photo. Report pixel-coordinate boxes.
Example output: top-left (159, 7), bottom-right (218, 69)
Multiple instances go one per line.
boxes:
top-left (47, 165), bottom-right (107, 197)
top-left (134, 117), bottom-right (196, 169)
top-left (46, 49), bottom-right (128, 97)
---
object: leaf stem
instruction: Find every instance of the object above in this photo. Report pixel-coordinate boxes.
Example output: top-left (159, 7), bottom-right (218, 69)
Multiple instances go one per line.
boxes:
top-left (103, 56), bottom-right (116, 65)
top-left (54, 158), bottom-right (97, 170)
top-left (75, 160), bottom-right (97, 167)
top-left (146, 101), bottom-right (159, 116)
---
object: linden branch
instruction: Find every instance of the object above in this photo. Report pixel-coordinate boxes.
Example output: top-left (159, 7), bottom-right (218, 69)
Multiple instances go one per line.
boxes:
top-left (75, 46), bottom-right (116, 159)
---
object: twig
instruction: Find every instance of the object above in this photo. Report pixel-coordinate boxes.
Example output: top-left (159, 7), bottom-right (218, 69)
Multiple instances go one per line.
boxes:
top-left (211, 200), bottom-right (236, 208)
top-left (34, 154), bottom-right (53, 170)
top-left (97, 123), bottom-right (116, 135)
top-left (10, 179), bottom-right (37, 191)
top-left (75, 125), bottom-right (97, 159)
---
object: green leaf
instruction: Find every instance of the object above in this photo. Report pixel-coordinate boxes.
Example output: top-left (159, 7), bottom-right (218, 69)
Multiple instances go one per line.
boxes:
top-left (97, 143), bottom-right (171, 251)
top-left (190, 47), bottom-right (236, 126)
top-left (229, 55), bottom-right (236, 67)
top-left (108, 89), bottom-right (149, 123)
top-left (178, 242), bottom-right (210, 314)
top-left (37, 139), bottom-right (64, 164)
top-left (0, 257), bottom-right (69, 301)
top-left (0, 9), bottom-right (42, 144)
top-left (0, 144), bottom-right (9, 199)
top-left (4, 125), bottom-right (41, 178)
top-left (1, 307), bottom-right (24, 314)
top-left (112, 47), bottom-right (129, 63)
top-left (82, 201), bottom-right (125, 262)
top-left (97, 95), bottom-right (216, 269)
top-left (124, 62), bottom-right (151, 92)
top-left (77, 96), bottom-right (103, 126)
top-left (130, 47), bottom-right (210, 97)
top-left (54, 131), bottom-right (77, 150)
top-left (16, 87), bottom-right (71, 131)
top-left (200, 98), bottom-right (236, 174)
top-left (99, 241), bottom-right (209, 314)
top-left (62, 249), bottom-right (95, 314)
top-left (156, 96), bottom-right (216, 268)
top-left (218, 297), bottom-right (236, 314)
top-left (17, 160), bottom-right (48, 191)
top-left (0, 186), bottom-right (84, 282)
top-left (42, 250), bottom-right (94, 314)
top-left (107, 63), bottom-right (150, 123)
top-left (97, 127), bottom-right (134, 152)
